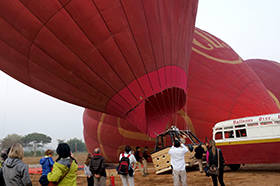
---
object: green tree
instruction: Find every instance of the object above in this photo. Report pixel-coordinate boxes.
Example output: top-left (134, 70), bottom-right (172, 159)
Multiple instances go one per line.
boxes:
top-left (22, 132), bottom-right (52, 156)
top-left (0, 133), bottom-right (23, 149)
top-left (66, 138), bottom-right (87, 153)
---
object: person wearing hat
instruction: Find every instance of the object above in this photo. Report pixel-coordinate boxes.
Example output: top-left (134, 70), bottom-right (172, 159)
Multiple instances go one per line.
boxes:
top-left (168, 140), bottom-right (189, 186)
top-left (47, 143), bottom-right (78, 186)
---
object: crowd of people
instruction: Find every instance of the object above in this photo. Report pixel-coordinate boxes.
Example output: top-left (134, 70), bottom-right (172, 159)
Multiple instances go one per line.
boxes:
top-left (0, 139), bottom-right (225, 186)
top-left (0, 143), bottom-right (78, 186)
top-left (83, 144), bottom-right (151, 186)
top-left (80, 141), bottom-right (225, 186)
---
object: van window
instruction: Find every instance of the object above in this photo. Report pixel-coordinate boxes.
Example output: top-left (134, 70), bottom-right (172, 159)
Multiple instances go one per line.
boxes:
top-left (235, 124), bottom-right (245, 128)
top-left (248, 123), bottom-right (258, 127)
top-left (215, 132), bottom-right (222, 140)
top-left (236, 129), bottom-right (247, 137)
top-left (224, 130), bottom-right (234, 139)
top-left (260, 122), bottom-right (272, 125)
top-left (224, 126), bottom-right (233, 129)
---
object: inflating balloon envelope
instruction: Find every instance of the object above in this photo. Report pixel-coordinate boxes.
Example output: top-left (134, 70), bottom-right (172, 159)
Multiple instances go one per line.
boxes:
top-left (83, 27), bottom-right (280, 162)
top-left (0, 0), bottom-right (198, 137)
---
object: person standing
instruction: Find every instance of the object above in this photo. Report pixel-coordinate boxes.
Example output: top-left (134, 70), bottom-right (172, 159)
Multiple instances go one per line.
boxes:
top-left (142, 146), bottom-right (150, 176)
top-left (133, 146), bottom-right (145, 177)
top-left (0, 149), bottom-right (8, 167)
top-left (119, 145), bottom-right (136, 186)
top-left (2, 143), bottom-right (32, 186)
top-left (89, 148), bottom-right (106, 186)
top-left (156, 143), bottom-right (163, 151)
top-left (39, 149), bottom-right (55, 186)
top-left (194, 144), bottom-right (205, 173)
top-left (0, 149), bottom-right (8, 185)
top-left (84, 154), bottom-right (94, 186)
top-left (168, 140), bottom-right (189, 186)
top-left (47, 143), bottom-right (78, 186)
top-left (206, 139), bottom-right (226, 186)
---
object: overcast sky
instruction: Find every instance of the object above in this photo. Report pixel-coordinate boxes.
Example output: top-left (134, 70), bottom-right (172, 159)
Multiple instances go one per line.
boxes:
top-left (1, 0), bottom-right (280, 149)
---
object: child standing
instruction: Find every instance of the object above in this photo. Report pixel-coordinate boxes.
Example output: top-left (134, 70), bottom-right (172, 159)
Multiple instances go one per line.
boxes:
top-left (39, 149), bottom-right (54, 186)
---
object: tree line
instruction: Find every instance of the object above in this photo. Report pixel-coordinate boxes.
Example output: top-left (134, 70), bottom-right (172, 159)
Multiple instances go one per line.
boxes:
top-left (0, 132), bottom-right (87, 156)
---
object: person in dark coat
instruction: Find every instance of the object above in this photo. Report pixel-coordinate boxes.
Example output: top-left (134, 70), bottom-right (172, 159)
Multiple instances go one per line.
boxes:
top-left (1, 149), bottom-right (8, 165)
top-left (206, 140), bottom-right (226, 186)
top-left (142, 146), bottom-right (150, 176)
top-left (89, 148), bottom-right (106, 186)
top-left (133, 146), bottom-right (145, 177)
top-left (0, 149), bottom-right (8, 185)
top-left (155, 143), bottom-right (163, 151)
top-left (194, 144), bottom-right (205, 173)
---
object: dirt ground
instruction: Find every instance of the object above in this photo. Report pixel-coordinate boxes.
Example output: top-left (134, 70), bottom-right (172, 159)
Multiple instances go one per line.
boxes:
top-left (29, 162), bottom-right (280, 186)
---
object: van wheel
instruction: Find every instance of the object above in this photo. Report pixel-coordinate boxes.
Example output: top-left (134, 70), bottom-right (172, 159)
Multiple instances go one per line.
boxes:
top-left (229, 164), bottom-right (240, 171)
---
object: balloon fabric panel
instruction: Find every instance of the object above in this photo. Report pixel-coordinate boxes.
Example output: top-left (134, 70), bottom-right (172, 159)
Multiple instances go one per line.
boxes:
top-left (83, 109), bottom-right (156, 162)
top-left (245, 59), bottom-right (280, 109)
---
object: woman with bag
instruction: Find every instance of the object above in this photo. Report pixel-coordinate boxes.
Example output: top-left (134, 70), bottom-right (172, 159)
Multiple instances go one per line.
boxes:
top-left (47, 143), bottom-right (78, 186)
top-left (206, 139), bottom-right (226, 186)
top-left (84, 154), bottom-right (94, 186)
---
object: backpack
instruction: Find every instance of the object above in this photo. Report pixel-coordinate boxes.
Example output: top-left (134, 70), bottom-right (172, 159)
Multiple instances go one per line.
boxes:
top-left (117, 153), bottom-right (130, 175)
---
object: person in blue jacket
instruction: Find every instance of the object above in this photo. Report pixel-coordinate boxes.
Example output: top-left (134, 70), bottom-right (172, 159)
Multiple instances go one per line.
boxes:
top-left (39, 149), bottom-right (54, 186)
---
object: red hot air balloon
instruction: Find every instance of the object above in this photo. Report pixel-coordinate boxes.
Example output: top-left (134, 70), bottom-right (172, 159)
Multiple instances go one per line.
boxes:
top-left (0, 0), bottom-right (198, 137)
top-left (185, 28), bottom-right (280, 141)
top-left (83, 28), bottom-right (280, 162)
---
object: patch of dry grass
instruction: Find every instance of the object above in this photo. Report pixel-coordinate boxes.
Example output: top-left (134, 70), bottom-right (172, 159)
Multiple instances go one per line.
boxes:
top-left (23, 152), bottom-right (88, 165)
top-left (27, 155), bottom-right (280, 186)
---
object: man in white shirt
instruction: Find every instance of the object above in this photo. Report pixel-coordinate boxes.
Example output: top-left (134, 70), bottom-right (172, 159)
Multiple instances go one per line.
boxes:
top-left (168, 140), bottom-right (189, 186)
top-left (119, 145), bottom-right (136, 186)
